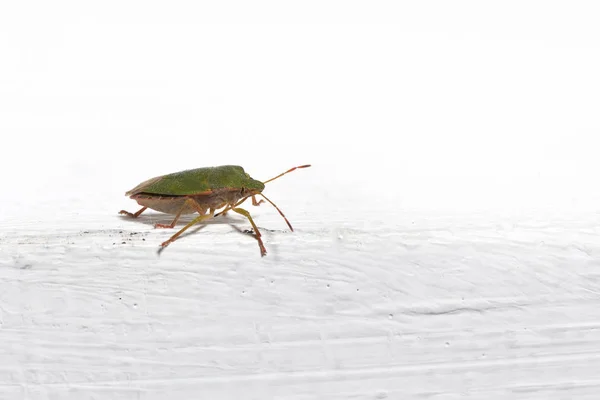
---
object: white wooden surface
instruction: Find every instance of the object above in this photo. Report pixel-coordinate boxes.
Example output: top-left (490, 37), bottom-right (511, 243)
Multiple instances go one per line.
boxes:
top-left (3, 203), bottom-right (600, 399)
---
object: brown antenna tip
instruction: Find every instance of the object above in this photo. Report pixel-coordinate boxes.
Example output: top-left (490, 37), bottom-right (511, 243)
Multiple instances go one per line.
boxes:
top-left (262, 164), bottom-right (311, 184)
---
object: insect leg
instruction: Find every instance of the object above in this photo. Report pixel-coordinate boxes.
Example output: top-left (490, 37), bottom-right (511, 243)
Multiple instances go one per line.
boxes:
top-left (214, 196), bottom-right (251, 218)
top-left (160, 211), bottom-right (215, 248)
top-left (232, 207), bottom-right (267, 257)
top-left (155, 198), bottom-right (198, 229)
top-left (252, 195), bottom-right (264, 206)
top-left (155, 208), bottom-right (185, 229)
top-left (119, 206), bottom-right (148, 218)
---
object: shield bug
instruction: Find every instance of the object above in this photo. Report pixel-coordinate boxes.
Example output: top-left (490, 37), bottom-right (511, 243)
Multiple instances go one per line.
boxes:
top-left (119, 164), bottom-right (311, 256)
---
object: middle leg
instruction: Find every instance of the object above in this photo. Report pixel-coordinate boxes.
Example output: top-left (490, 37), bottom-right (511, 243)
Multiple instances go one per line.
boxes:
top-left (160, 210), bottom-right (215, 248)
top-left (155, 198), bottom-right (204, 229)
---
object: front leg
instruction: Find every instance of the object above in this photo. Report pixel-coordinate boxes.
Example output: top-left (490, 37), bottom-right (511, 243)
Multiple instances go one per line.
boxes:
top-left (252, 195), bottom-right (264, 206)
top-left (232, 207), bottom-right (267, 257)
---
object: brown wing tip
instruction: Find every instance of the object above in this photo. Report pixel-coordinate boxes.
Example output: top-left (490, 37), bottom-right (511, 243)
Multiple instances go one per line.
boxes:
top-left (124, 176), bottom-right (164, 197)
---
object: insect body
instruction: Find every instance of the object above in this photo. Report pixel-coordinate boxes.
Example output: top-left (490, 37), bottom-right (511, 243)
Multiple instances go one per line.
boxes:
top-left (119, 164), bottom-right (310, 256)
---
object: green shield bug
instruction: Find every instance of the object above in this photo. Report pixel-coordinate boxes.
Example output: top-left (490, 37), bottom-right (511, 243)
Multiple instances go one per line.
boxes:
top-left (119, 164), bottom-right (311, 256)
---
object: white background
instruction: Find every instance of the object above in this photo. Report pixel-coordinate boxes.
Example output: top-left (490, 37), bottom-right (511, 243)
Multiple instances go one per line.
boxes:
top-left (1, 1), bottom-right (600, 399)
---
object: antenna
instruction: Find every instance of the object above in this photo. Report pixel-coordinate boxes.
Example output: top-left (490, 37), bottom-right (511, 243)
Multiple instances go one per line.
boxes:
top-left (260, 193), bottom-right (294, 231)
top-left (262, 164), bottom-right (311, 184)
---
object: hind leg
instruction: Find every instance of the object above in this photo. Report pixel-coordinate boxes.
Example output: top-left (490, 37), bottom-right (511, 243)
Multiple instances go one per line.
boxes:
top-left (119, 206), bottom-right (147, 218)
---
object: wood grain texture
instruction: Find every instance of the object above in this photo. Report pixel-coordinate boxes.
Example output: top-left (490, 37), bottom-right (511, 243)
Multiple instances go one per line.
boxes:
top-left (2, 209), bottom-right (599, 399)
